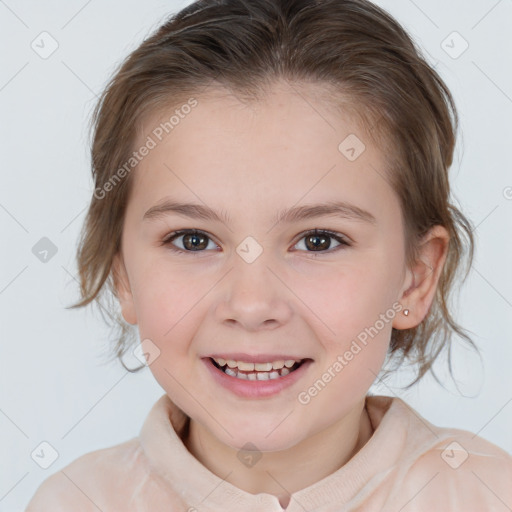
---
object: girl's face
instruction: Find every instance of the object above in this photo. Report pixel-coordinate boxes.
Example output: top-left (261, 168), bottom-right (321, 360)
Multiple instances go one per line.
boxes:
top-left (114, 81), bottom-right (413, 451)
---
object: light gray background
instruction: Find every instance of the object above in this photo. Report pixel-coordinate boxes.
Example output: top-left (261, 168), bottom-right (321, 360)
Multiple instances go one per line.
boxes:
top-left (1, 0), bottom-right (511, 510)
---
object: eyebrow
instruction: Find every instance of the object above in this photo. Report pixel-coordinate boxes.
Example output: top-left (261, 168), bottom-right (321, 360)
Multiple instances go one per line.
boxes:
top-left (142, 198), bottom-right (377, 226)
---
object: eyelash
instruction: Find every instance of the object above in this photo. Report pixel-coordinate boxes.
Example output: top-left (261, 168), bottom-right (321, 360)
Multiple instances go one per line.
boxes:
top-left (160, 229), bottom-right (351, 256)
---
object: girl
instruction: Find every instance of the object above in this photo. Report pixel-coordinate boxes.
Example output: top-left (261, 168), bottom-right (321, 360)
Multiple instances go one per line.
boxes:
top-left (26, 0), bottom-right (512, 510)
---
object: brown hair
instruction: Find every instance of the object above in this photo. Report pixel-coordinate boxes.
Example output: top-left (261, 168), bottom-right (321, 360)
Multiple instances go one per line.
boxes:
top-left (69, 0), bottom-right (478, 388)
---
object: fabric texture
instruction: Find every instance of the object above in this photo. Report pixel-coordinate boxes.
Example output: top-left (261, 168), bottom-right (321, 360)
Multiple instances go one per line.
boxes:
top-left (25, 393), bottom-right (512, 511)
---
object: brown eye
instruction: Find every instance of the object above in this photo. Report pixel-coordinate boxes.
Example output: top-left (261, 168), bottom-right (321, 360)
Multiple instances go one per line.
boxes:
top-left (182, 232), bottom-right (209, 250)
top-left (293, 229), bottom-right (350, 254)
top-left (162, 230), bottom-right (217, 252)
top-left (304, 233), bottom-right (331, 251)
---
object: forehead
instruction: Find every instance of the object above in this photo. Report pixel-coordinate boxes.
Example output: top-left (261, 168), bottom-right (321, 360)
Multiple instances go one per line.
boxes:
top-left (129, 82), bottom-right (398, 225)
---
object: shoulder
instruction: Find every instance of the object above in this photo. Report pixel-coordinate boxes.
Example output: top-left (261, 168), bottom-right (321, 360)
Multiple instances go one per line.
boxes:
top-left (25, 437), bottom-right (147, 511)
top-left (368, 396), bottom-right (512, 511)
top-left (399, 426), bottom-right (512, 511)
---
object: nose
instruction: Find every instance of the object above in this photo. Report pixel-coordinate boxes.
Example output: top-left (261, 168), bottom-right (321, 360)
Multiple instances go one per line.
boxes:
top-left (214, 253), bottom-right (293, 332)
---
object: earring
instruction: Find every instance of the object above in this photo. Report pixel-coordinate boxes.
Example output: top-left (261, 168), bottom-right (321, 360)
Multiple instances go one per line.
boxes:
top-left (403, 309), bottom-right (410, 316)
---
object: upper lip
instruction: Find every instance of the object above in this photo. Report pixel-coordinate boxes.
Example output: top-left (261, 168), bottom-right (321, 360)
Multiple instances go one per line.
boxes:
top-left (206, 353), bottom-right (310, 363)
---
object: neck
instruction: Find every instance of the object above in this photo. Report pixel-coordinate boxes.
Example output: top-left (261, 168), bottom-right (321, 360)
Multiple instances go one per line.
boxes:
top-left (183, 398), bottom-right (373, 509)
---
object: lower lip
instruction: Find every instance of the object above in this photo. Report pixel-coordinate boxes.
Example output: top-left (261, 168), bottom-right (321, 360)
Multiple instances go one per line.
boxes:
top-left (202, 357), bottom-right (313, 399)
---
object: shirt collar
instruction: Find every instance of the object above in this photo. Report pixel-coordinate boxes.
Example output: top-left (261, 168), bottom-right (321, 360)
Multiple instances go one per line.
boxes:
top-left (139, 393), bottom-right (413, 511)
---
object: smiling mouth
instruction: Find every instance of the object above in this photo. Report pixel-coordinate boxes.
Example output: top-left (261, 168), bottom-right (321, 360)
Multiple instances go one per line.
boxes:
top-left (209, 357), bottom-right (308, 380)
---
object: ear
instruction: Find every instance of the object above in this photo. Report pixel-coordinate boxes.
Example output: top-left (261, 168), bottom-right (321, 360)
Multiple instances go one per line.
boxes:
top-left (393, 225), bottom-right (449, 329)
top-left (112, 252), bottom-right (138, 325)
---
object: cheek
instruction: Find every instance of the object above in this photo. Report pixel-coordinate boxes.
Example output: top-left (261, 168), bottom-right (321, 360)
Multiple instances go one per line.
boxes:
top-left (291, 260), bottom-right (397, 345)
top-left (130, 264), bottom-right (205, 347)
top-left (133, 269), bottom-right (207, 389)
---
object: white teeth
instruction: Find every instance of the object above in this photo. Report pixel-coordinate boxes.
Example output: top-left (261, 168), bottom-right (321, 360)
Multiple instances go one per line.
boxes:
top-left (237, 361), bottom-right (255, 371)
top-left (211, 356), bottom-right (306, 381)
top-left (212, 357), bottom-right (301, 371)
top-left (216, 364), bottom-right (298, 380)
top-left (225, 367), bottom-right (237, 377)
top-left (254, 362), bottom-right (272, 371)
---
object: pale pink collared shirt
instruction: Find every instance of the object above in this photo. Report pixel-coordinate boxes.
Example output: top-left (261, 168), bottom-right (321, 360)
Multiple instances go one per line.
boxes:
top-left (25, 393), bottom-right (512, 511)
